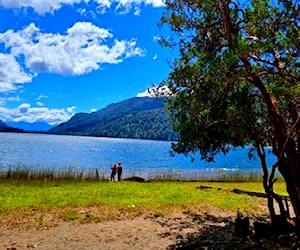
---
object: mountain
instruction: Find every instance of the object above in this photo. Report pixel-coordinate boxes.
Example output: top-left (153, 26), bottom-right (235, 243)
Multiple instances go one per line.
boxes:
top-left (49, 97), bottom-right (177, 141)
top-left (0, 119), bottom-right (7, 129)
top-left (0, 119), bottom-right (24, 132)
top-left (7, 121), bottom-right (53, 132)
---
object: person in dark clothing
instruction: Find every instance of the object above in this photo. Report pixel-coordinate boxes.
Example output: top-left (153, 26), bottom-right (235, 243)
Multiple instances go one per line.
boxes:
top-left (110, 164), bottom-right (117, 181)
top-left (117, 162), bottom-right (123, 181)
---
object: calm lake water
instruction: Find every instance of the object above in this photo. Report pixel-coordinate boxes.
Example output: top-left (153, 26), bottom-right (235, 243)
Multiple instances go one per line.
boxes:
top-left (0, 132), bottom-right (277, 179)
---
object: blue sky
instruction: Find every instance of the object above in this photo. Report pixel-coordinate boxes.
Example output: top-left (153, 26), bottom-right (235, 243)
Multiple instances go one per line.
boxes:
top-left (0, 0), bottom-right (173, 125)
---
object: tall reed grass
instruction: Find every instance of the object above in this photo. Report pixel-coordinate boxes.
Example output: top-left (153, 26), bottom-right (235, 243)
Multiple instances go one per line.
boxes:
top-left (147, 170), bottom-right (267, 182)
top-left (0, 166), bottom-right (282, 182)
top-left (0, 166), bottom-right (106, 181)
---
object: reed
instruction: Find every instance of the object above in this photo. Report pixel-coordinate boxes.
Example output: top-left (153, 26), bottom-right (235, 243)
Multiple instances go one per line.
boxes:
top-left (0, 166), bottom-right (283, 182)
top-left (146, 170), bottom-right (282, 182)
top-left (0, 166), bottom-right (106, 181)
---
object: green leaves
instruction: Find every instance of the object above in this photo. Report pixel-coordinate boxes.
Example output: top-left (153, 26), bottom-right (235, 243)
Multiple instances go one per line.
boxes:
top-left (160, 0), bottom-right (299, 161)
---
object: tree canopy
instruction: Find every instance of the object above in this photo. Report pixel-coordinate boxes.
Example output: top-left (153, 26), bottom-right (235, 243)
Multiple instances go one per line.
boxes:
top-left (160, 0), bottom-right (300, 229)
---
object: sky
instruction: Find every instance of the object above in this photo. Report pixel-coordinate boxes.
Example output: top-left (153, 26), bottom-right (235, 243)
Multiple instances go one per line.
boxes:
top-left (0, 0), bottom-right (173, 125)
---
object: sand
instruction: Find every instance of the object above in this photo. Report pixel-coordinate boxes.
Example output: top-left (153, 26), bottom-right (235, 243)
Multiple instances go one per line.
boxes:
top-left (0, 209), bottom-right (277, 250)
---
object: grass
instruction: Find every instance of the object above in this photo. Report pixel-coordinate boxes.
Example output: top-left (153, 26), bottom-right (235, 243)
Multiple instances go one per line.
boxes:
top-left (0, 167), bottom-right (288, 227)
top-left (0, 179), bottom-right (288, 227)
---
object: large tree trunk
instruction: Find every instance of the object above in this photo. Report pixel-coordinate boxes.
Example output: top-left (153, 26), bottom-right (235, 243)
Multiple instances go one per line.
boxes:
top-left (251, 75), bottom-right (300, 231)
top-left (279, 152), bottom-right (300, 222)
top-left (218, 1), bottom-right (300, 232)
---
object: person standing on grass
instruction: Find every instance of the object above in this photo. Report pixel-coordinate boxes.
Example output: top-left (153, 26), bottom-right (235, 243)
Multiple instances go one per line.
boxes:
top-left (110, 164), bottom-right (117, 181)
top-left (117, 162), bottom-right (123, 181)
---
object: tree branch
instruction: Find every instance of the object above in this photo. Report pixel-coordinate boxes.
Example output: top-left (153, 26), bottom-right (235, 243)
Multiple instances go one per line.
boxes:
top-left (279, 116), bottom-right (300, 161)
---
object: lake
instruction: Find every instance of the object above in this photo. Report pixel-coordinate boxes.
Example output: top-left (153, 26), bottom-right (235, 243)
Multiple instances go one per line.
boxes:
top-left (0, 132), bottom-right (277, 180)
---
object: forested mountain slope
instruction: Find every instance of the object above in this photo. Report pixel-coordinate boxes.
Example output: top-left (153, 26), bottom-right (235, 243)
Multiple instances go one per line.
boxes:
top-left (49, 97), bottom-right (177, 141)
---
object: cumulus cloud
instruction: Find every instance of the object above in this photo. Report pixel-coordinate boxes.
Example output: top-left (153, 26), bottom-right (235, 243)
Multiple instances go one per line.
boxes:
top-left (0, 22), bottom-right (144, 76)
top-left (0, 53), bottom-right (32, 92)
top-left (0, 0), bottom-right (164, 15)
top-left (0, 103), bottom-right (76, 125)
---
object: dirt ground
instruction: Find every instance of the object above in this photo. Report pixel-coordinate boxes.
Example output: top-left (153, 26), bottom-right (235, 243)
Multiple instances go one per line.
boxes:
top-left (2, 217), bottom-right (172, 250)
top-left (1, 207), bottom-right (294, 250)
top-left (0, 203), bottom-right (300, 250)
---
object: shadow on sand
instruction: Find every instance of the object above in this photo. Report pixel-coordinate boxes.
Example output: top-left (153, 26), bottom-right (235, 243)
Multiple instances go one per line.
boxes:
top-left (165, 213), bottom-right (299, 250)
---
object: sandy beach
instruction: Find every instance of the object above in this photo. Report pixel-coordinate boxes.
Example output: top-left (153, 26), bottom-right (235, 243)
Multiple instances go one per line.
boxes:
top-left (0, 208), bottom-right (278, 250)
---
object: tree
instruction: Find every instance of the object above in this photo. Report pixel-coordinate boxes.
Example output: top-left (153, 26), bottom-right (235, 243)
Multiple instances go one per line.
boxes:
top-left (160, 0), bottom-right (300, 232)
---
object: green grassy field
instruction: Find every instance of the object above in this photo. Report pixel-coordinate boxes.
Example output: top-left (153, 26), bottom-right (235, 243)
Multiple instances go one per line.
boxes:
top-left (0, 179), bottom-right (288, 225)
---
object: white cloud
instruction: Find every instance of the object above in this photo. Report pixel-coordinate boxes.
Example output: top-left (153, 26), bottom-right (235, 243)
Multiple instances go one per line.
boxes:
top-left (114, 0), bottom-right (164, 14)
top-left (137, 89), bottom-right (151, 97)
top-left (7, 96), bottom-right (22, 102)
top-left (94, 0), bottom-right (112, 10)
top-left (134, 6), bottom-right (141, 16)
top-left (137, 85), bottom-right (171, 97)
top-left (0, 103), bottom-right (76, 125)
top-left (0, 96), bottom-right (22, 106)
top-left (153, 35), bottom-right (161, 42)
top-left (18, 103), bottom-right (31, 113)
top-left (67, 106), bottom-right (76, 113)
top-left (0, 0), bottom-right (84, 14)
top-left (37, 94), bottom-right (48, 101)
top-left (0, 0), bottom-right (164, 15)
top-left (152, 54), bottom-right (158, 60)
top-left (0, 98), bottom-right (5, 106)
top-left (0, 53), bottom-right (32, 93)
top-left (90, 108), bottom-right (97, 112)
top-left (0, 22), bottom-right (144, 76)
top-left (36, 101), bottom-right (43, 107)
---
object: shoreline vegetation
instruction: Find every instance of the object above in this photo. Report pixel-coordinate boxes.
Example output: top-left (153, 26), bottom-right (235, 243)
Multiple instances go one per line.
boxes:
top-left (0, 166), bottom-right (281, 182)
